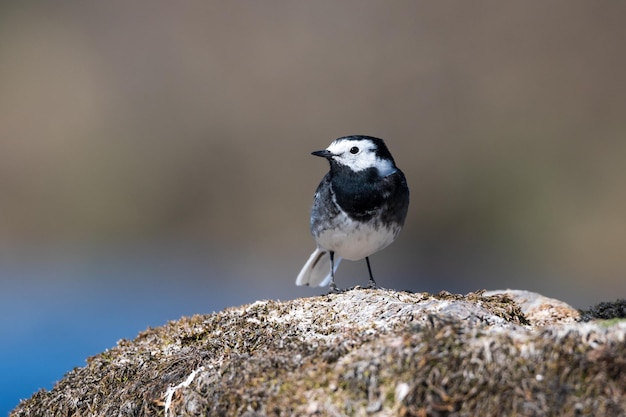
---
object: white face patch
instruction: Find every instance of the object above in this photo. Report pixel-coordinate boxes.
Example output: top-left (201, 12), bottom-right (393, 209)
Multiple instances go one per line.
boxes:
top-left (326, 139), bottom-right (397, 176)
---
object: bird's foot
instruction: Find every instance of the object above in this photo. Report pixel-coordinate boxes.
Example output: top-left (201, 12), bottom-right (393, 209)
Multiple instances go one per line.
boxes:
top-left (367, 279), bottom-right (379, 289)
top-left (328, 282), bottom-right (341, 294)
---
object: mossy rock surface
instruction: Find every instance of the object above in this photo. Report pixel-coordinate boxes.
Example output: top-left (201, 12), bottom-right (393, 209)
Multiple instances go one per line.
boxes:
top-left (11, 289), bottom-right (626, 417)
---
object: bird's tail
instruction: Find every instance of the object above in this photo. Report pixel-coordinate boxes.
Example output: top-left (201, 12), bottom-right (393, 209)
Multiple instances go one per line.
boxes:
top-left (296, 248), bottom-right (342, 287)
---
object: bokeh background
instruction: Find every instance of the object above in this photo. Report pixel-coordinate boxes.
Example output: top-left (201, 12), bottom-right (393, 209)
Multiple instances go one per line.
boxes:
top-left (2, 1), bottom-right (625, 414)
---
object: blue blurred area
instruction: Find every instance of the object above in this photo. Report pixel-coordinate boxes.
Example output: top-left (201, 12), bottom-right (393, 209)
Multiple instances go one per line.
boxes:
top-left (2, 248), bottom-right (187, 413)
top-left (1, 243), bottom-right (301, 415)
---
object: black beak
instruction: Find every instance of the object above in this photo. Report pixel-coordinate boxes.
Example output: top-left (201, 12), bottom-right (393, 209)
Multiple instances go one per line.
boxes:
top-left (312, 149), bottom-right (333, 158)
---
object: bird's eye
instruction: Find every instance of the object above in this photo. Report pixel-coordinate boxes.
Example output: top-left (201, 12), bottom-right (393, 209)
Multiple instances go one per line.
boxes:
top-left (349, 146), bottom-right (359, 154)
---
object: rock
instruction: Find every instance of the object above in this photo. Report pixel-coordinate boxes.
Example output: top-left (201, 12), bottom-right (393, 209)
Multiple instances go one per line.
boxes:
top-left (11, 289), bottom-right (626, 417)
top-left (483, 289), bottom-right (580, 325)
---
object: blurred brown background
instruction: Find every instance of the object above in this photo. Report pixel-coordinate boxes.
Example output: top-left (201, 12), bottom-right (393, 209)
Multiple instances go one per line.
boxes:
top-left (0, 1), bottom-right (626, 303)
top-left (2, 2), bottom-right (625, 411)
top-left (2, 1), bottom-right (625, 300)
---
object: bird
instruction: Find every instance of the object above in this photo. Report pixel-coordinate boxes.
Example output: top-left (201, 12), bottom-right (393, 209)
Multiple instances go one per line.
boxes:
top-left (296, 135), bottom-right (409, 292)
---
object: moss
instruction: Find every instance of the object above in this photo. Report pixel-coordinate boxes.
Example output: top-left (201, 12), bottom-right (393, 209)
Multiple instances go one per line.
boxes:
top-left (598, 318), bottom-right (626, 327)
top-left (11, 289), bottom-right (625, 417)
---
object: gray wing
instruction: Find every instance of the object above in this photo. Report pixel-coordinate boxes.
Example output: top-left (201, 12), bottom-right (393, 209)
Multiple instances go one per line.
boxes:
top-left (309, 173), bottom-right (341, 238)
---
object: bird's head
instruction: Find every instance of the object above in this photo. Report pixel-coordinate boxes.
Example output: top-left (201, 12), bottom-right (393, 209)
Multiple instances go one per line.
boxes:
top-left (312, 135), bottom-right (398, 176)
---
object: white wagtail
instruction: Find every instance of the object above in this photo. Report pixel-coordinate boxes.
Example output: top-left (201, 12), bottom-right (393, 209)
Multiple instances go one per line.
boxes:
top-left (296, 135), bottom-right (409, 292)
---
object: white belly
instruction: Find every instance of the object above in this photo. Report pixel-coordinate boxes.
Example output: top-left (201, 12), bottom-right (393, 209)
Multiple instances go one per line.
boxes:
top-left (315, 218), bottom-right (399, 261)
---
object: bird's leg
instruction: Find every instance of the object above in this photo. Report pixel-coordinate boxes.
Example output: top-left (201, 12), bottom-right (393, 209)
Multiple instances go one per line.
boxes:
top-left (365, 257), bottom-right (378, 289)
top-left (329, 251), bottom-right (339, 293)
